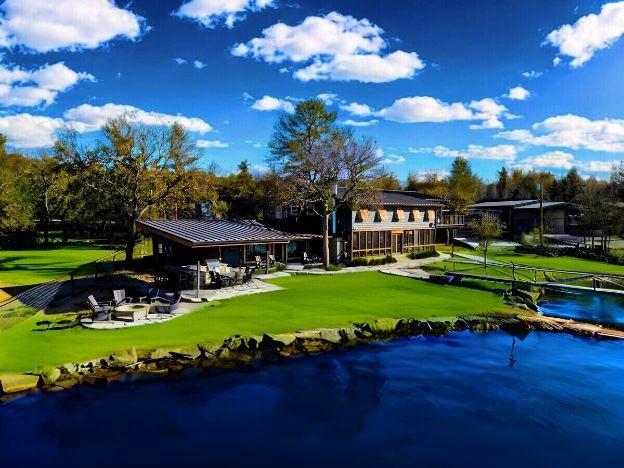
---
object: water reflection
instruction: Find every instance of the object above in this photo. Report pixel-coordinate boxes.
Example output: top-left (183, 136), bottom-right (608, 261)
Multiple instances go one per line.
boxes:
top-left (1, 331), bottom-right (623, 468)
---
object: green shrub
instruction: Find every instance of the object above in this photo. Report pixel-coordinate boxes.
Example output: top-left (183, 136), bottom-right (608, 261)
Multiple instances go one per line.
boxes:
top-left (407, 250), bottom-right (439, 260)
top-left (349, 257), bottom-right (369, 266)
top-left (384, 255), bottom-right (398, 264)
top-left (326, 264), bottom-right (343, 271)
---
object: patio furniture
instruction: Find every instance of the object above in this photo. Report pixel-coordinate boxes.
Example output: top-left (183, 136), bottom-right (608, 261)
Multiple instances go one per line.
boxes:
top-left (113, 303), bottom-right (150, 322)
top-left (243, 266), bottom-right (254, 283)
top-left (232, 269), bottom-right (244, 286)
top-left (87, 295), bottom-right (113, 321)
top-left (135, 286), bottom-right (159, 303)
top-left (255, 255), bottom-right (262, 267)
top-left (269, 254), bottom-right (276, 266)
top-left (113, 289), bottom-right (131, 307)
top-left (150, 293), bottom-right (182, 314)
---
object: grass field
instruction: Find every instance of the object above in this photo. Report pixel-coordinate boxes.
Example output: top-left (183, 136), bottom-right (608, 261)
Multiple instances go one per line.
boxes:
top-left (0, 272), bottom-right (517, 373)
top-left (0, 244), bottom-right (118, 287)
top-left (436, 245), bottom-right (624, 276)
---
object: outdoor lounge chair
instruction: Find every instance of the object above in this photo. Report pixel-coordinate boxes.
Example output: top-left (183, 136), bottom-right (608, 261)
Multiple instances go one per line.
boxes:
top-left (151, 293), bottom-right (182, 314)
top-left (113, 289), bottom-right (131, 307)
top-left (87, 295), bottom-right (113, 320)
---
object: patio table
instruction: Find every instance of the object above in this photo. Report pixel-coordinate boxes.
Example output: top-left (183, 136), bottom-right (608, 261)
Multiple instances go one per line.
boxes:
top-left (113, 303), bottom-right (150, 322)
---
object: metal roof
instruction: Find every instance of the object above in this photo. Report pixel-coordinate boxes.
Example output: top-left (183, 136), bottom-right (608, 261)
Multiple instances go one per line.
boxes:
top-left (514, 201), bottom-right (569, 210)
top-left (337, 188), bottom-right (444, 207)
top-left (137, 219), bottom-right (319, 248)
top-left (470, 200), bottom-right (537, 209)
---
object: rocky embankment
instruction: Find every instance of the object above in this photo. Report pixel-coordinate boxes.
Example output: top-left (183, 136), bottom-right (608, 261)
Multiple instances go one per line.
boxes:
top-left (1, 313), bottom-right (622, 397)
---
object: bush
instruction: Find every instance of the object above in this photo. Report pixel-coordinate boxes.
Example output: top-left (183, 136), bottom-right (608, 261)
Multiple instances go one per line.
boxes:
top-left (407, 250), bottom-right (439, 260)
top-left (349, 257), bottom-right (369, 266)
top-left (326, 264), bottom-right (343, 271)
top-left (348, 255), bottom-right (397, 266)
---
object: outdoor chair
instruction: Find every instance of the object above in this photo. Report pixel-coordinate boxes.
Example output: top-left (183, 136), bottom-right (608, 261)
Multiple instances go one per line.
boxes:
top-left (151, 293), bottom-right (182, 314)
top-left (135, 286), bottom-right (159, 303)
top-left (87, 295), bottom-right (113, 320)
top-left (269, 254), bottom-right (276, 266)
top-left (232, 269), bottom-right (244, 286)
top-left (242, 266), bottom-right (254, 283)
top-left (113, 289), bottom-right (131, 307)
top-left (255, 255), bottom-right (262, 267)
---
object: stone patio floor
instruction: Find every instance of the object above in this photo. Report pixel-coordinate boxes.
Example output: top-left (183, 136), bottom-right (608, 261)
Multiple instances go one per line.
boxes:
top-left (81, 279), bottom-right (282, 329)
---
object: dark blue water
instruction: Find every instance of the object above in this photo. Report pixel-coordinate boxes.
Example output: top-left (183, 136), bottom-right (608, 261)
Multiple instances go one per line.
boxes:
top-left (1, 331), bottom-right (623, 468)
top-left (538, 290), bottom-right (624, 325)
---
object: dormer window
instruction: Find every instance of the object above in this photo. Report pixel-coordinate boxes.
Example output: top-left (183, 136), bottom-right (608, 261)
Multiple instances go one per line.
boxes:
top-left (375, 208), bottom-right (387, 222)
top-left (393, 208), bottom-right (405, 222)
top-left (355, 209), bottom-right (370, 223)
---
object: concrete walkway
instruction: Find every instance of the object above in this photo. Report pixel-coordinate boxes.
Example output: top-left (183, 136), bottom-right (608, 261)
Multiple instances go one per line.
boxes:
top-left (81, 279), bottom-right (282, 330)
top-left (289, 252), bottom-right (449, 275)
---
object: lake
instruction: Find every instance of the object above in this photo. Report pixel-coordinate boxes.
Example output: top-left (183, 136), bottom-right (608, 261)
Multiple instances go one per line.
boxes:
top-left (1, 330), bottom-right (622, 467)
top-left (538, 290), bottom-right (624, 325)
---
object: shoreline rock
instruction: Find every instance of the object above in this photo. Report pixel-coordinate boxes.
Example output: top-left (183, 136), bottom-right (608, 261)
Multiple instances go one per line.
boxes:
top-left (1, 313), bottom-right (622, 398)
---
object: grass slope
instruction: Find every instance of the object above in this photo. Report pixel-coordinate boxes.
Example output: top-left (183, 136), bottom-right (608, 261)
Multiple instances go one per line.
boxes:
top-left (0, 245), bottom-right (117, 287)
top-left (0, 272), bottom-right (515, 373)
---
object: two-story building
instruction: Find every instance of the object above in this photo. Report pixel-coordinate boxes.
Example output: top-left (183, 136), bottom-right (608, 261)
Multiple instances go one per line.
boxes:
top-left (266, 189), bottom-right (463, 261)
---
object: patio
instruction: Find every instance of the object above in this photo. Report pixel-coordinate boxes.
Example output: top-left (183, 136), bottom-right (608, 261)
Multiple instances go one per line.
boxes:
top-left (81, 279), bottom-right (282, 329)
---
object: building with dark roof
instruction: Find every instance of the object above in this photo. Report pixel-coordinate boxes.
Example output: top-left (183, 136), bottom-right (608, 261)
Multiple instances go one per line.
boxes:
top-left (469, 200), bottom-right (581, 236)
top-left (266, 189), bottom-right (463, 261)
top-left (137, 219), bottom-right (320, 266)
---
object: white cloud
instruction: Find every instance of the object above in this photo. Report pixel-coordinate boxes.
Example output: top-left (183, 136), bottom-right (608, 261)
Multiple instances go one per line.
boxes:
top-left (410, 169), bottom-right (451, 181)
top-left (0, 62), bottom-right (94, 107)
top-left (513, 151), bottom-right (575, 170)
top-left (197, 139), bottom-right (228, 148)
top-left (522, 70), bottom-right (543, 78)
top-left (0, 0), bottom-right (145, 53)
top-left (505, 86), bottom-right (531, 101)
top-left (193, 60), bottom-right (207, 69)
top-left (316, 93), bottom-right (338, 105)
top-left (553, 56), bottom-right (562, 66)
top-left (378, 96), bottom-right (472, 123)
top-left (0, 113), bottom-right (64, 148)
top-left (64, 103), bottom-right (213, 134)
top-left (496, 114), bottom-right (624, 152)
top-left (514, 150), bottom-right (616, 173)
top-left (341, 102), bottom-right (374, 117)
top-left (174, 0), bottom-right (274, 29)
top-left (293, 50), bottom-right (424, 83)
top-left (232, 12), bottom-right (425, 83)
top-left (545, 1), bottom-right (624, 67)
top-left (250, 95), bottom-right (294, 113)
top-left (380, 153), bottom-right (405, 165)
top-left (414, 144), bottom-right (518, 161)
top-left (342, 119), bottom-right (378, 127)
top-left (174, 57), bottom-right (187, 65)
top-left (377, 96), bottom-right (511, 129)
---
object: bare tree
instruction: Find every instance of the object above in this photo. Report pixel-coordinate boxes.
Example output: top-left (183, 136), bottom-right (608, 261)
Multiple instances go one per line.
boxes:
top-left (55, 115), bottom-right (197, 262)
top-left (270, 100), bottom-right (379, 266)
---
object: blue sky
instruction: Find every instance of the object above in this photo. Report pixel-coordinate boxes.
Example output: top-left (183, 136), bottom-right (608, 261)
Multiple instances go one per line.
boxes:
top-left (1, 0), bottom-right (624, 182)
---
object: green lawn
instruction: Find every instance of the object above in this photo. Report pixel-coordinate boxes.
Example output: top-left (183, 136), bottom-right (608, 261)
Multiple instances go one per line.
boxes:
top-left (437, 245), bottom-right (624, 275)
top-left (0, 244), bottom-right (118, 287)
top-left (0, 272), bottom-right (516, 373)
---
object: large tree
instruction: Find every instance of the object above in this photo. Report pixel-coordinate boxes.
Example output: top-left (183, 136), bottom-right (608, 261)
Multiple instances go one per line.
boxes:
top-left (269, 99), bottom-right (379, 266)
top-left (447, 157), bottom-right (483, 213)
top-left (55, 116), bottom-right (197, 262)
